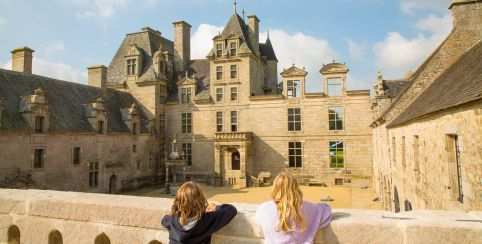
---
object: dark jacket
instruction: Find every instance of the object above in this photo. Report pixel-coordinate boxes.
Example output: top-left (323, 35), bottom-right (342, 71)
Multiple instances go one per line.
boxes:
top-left (161, 204), bottom-right (237, 244)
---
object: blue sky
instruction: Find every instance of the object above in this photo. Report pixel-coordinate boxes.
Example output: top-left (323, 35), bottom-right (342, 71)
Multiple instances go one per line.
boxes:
top-left (0, 0), bottom-right (453, 92)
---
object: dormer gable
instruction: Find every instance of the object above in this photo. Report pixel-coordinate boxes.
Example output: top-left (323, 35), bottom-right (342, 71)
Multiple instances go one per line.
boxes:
top-left (84, 97), bottom-right (108, 134)
top-left (19, 88), bottom-right (49, 133)
top-left (320, 62), bottom-right (349, 97)
top-left (281, 66), bottom-right (308, 77)
top-left (121, 103), bottom-right (140, 135)
top-left (177, 72), bottom-right (196, 104)
top-left (281, 65), bottom-right (308, 99)
top-left (124, 44), bottom-right (143, 77)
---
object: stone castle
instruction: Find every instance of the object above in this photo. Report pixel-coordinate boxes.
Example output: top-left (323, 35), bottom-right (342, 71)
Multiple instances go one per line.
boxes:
top-left (0, 0), bottom-right (481, 213)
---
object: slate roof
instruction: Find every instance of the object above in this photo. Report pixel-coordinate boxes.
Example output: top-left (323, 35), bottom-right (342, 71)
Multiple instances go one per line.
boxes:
top-left (167, 59), bottom-right (211, 102)
top-left (0, 68), bottom-right (149, 133)
top-left (388, 40), bottom-right (482, 127)
top-left (259, 38), bottom-right (278, 62)
top-left (221, 14), bottom-right (255, 53)
top-left (383, 79), bottom-right (410, 99)
top-left (107, 28), bottom-right (174, 86)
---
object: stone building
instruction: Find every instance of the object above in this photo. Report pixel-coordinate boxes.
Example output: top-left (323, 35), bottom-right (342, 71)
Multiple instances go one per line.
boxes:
top-left (371, 0), bottom-right (482, 211)
top-left (0, 48), bottom-right (160, 193)
top-left (0, 7), bottom-right (373, 192)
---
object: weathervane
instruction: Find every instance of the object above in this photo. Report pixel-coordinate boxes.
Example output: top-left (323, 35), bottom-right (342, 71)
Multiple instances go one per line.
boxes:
top-left (234, 0), bottom-right (237, 13)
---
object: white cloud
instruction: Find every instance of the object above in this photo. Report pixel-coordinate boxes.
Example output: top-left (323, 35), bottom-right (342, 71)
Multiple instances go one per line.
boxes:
top-left (69, 0), bottom-right (128, 19)
top-left (191, 24), bottom-right (224, 59)
top-left (373, 14), bottom-right (451, 78)
top-left (400, 0), bottom-right (452, 14)
top-left (345, 38), bottom-right (366, 60)
top-left (42, 41), bottom-right (66, 58)
top-left (2, 58), bottom-right (87, 84)
top-left (0, 17), bottom-right (6, 28)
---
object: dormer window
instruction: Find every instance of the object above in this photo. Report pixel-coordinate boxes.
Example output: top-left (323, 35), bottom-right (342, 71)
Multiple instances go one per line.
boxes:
top-left (127, 59), bottom-right (137, 75)
top-left (97, 121), bottom-right (105, 134)
top-left (328, 78), bottom-right (342, 97)
top-left (216, 44), bottom-right (223, 58)
top-left (35, 116), bottom-right (45, 133)
top-left (132, 122), bottom-right (138, 135)
top-left (230, 42), bottom-right (237, 56)
top-left (287, 80), bottom-right (300, 98)
top-left (181, 87), bottom-right (192, 104)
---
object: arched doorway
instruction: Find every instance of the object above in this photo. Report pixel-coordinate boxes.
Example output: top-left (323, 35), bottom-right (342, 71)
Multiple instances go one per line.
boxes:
top-left (7, 225), bottom-right (20, 244)
top-left (231, 151), bottom-right (240, 170)
top-left (109, 175), bottom-right (117, 194)
top-left (48, 230), bottom-right (63, 244)
top-left (94, 233), bottom-right (111, 244)
top-left (393, 186), bottom-right (400, 213)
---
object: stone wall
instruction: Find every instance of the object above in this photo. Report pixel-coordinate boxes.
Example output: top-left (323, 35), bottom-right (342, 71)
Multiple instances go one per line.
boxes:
top-left (1, 189), bottom-right (481, 244)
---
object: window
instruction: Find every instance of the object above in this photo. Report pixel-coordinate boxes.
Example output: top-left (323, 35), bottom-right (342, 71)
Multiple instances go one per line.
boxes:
top-left (132, 122), bottom-right (138, 135)
top-left (133, 144), bottom-right (137, 153)
top-left (216, 88), bottom-right (223, 102)
top-left (182, 113), bottom-right (192, 134)
top-left (288, 142), bottom-right (302, 168)
top-left (401, 136), bottom-right (406, 167)
top-left (230, 42), bottom-right (237, 56)
top-left (287, 80), bottom-right (300, 98)
top-left (231, 111), bottom-right (238, 132)
top-left (97, 121), bottom-right (105, 134)
top-left (288, 108), bottom-right (301, 131)
top-left (159, 85), bottom-right (166, 104)
top-left (35, 116), bottom-right (44, 133)
top-left (127, 59), bottom-right (137, 75)
top-left (230, 87), bottom-right (238, 101)
top-left (159, 113), bottom-right (166, 130)
top-left (216, 43), bottom-right (223, 57)
top-left (73, 147), bottom-right (81, 165)
top-left (136, 160), bottom-right (141, 171)
top-left (329, 141), bottom-right (344, 168)
top-left (182, 143), bottom-right (193, 166)
top-left (447, 134), bottom-right (463, 203)
top-left (181, 87), bottom-right (192, 104)
top-left (216, 66), bottom-right (223, 80)
top-left (89, 162), bottom-right (99, 187)
top-left (327, 78), bottom-right (342, 96)
top-left (33, 149), bottom-right (44, 168)
top-left (230, 65), bottom-right (237, 79)
top-left (413, 136), bottom-right (420, 171)
top-left (329, 107), bottom-right (343, 130)
top-left (216, 112), bottom-right (223, 132)
top-left (391, 137), bottom-right (396, 166)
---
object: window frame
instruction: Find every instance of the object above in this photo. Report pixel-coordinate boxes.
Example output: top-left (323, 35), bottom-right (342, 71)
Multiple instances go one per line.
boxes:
top-left (182, 143), bottom-right (193, 166)
top-left (288, 108), bottom-right (301, 131)
top-left (88, 162), bottom-right (99, 188)
top-left (230, 111), bottom-right (238, 132)
top-left (328, 107), bottom-right (344, 131)
top-left (216, 43), bottom-right (223, 58)
top-left (230, 87), bottom-right (238, 101)
top-left (34, 116), bottom-right (45, 133)
top-left (216, 88), bottom-right (224, 102)
top-left (72, 147), bottom-right (81, 165)
top-left (216, 66), bottom-right (223, 80)
top-left (216, 111), bottom-right (223, 132)
top-left (33, 148), bottom-right (44, 169)
top-left (327, 77), bottom-right (343, 97)
top-left (230, 64), bottom-right (237, 79)
top-left (181, 87), bottom-right (192, 104)
top-left (181, 113), bottom-right (192, 134)
top-left (288, 142), bottom-right (302, 168)
top-left (126, 59), bottom-right (137, 75)
top-left (230, 42), bottom-right (237, 56)
top-left (329, 141), bottom-right (345, 169)
top-left (287, 80), bottom-right (300, 98)
top-left (97, 120), bottom-right (105, 134)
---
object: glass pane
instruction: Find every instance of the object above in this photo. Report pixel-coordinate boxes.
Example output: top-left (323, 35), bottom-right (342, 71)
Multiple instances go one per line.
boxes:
top-left (336, 121), bottom-right (343, 130)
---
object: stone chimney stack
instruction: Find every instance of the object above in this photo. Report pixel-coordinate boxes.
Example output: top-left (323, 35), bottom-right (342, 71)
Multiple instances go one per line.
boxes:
top-left (87, 65), bottom-right (107, 89)
top-left (248, 15), bottom-right (260, 56)
top-left (173, 20), bottom-right (191, 72)
top-left (11, 47), bottom-right (34, 74)
top-left (449, 0), bottom-right (482, 35)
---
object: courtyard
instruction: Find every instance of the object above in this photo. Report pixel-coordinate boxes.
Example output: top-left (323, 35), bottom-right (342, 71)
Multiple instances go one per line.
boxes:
top-left (123, 185), bottom-right (382, 210)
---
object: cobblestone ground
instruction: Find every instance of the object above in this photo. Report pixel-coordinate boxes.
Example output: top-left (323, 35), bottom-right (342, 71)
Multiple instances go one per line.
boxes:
top-left (123, 185), bottom-right (382, 210)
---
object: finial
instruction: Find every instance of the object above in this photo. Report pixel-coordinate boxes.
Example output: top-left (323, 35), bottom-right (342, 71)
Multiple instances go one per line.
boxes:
top-left (267, 30), bottom-right (270, 39)
top-left (185, 70), bottom-right (188, 78)
top-left (234, 0), bottom-right (237, 13)
top-left (332, 59), bottom-right (336, 63)
top-left (242, 9), bottom-right (245, 21)
top-left (292, 62), bottom-right (295, 67)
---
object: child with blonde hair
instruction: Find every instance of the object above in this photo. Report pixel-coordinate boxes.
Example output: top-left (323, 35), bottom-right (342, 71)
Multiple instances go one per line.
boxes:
top-left (162, 181), bottom-right (237, 244)
top-left (255, 173), bottom-right (332, 243)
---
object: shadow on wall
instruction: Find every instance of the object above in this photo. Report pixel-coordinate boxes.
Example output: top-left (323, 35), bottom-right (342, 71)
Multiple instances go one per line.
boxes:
top-left (7, 225), bottom-right (20, 244)
top-left (250, 135), bottom-right (287, 182)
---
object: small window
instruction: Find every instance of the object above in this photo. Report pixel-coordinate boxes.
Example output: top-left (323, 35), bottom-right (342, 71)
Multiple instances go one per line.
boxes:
top-left (216, 66), bottom-right (223, 80)
top-left (413, 136), bottom-right (420, 171)
top-left (401, 136), bottom-right (406, 167)
top-left (181, 87), bottom-right (192, 104)
top-left (133, 144), bottom-right (137, 153)
top-left (288, 108), bottom-right (301, 131)
top-left (391, 137), bottom-right (396, 166)
top-left (230, 65), bottom-right (237, 79)
top-left (335, 178), bottom-right (343, 185)
top-left (329, 141), bottom-right (344, 168)
top-left (230, 42), bottom-right (237, 56)
top-left (216, 88), bottom-right (223, 102)
top-left (230, 87), bottom-right (238, 101)
top-left (127, 59), bottom-right (137, 75)
top-left (327, 77), bottom-right (342, 97)
top-left (182, 143), bottom-right (193, 166)
top-left (132, 122), bottom-right (138, 135)
top-left (97, 121), bottom-right (105, 134)
top-left (287, 80), bottom-right (300, 98)
top-left (231, 111), bottom-right (238, 132)
top-left (216, 112), bottom-right (223, 132)
top-left (288, 142), bottom-right (302, 168)
top-left (35, 116), bottom-right (44, 133)
top-left (136, 160), bottom-right (141, 171)
top-left (329, 107), bottom-right (343, 131)
top-left (182, 113), bottom-right (192, 134)
top-left (159, 85), bottom-right (167, 104)
top-left (447, 134), bottom-right (463, 203)
top-left (73, 147), bottom-right (81, 165)
top-left (88, 162), bottom-right (99, 187)
top-left (34, 149), bottom-right (44, 168)
top-left (216, 44), bottom-right (223, 57)
top-left (159, 113), bottom-right (166, 131)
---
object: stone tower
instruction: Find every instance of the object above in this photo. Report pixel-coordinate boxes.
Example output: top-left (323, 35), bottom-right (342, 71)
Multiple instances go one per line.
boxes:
top-left (173, 21), bottom-right (191, 72)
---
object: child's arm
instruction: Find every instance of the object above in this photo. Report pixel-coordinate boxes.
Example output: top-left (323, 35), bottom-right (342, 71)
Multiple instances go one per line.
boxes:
top-left (161, 215), bottom-right (172, 229)
top-left (210, 204), bottom-right (238, 232)
top-left (318, 203), bottom-right (332, 229)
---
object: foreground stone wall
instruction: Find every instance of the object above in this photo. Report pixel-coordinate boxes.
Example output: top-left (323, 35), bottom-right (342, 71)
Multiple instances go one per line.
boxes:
top-left (1, 189), bottom-right (481, 244)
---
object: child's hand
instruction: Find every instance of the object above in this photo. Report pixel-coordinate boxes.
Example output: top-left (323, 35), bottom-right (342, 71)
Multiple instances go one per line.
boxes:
top-left (207, 202), bottom-right (217, 212)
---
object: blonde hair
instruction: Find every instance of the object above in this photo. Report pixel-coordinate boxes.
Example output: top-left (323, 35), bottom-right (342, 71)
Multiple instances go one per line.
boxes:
top-left (170, 181), bottom-right (208, 225)
top-left (270, 173), bottom-right (306, 233)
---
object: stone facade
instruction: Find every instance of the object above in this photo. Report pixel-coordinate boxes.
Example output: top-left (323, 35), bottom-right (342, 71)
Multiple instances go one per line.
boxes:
top-left (371, 0), bottom-right (482, 211)
top-left (1, 189), bottom-right (482, 244)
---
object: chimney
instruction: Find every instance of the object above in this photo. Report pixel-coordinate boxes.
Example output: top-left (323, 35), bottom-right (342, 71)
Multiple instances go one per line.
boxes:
top-left (87, 65), bottom-right (107, 89)
top-left (449, 0), bottom-right (482, 35)
top-left (173, 20), bottom-right (191, 72)
top-left (248, 15), bottom-right (260, 56)
top-left (11, 47), bottom-right (34, 74)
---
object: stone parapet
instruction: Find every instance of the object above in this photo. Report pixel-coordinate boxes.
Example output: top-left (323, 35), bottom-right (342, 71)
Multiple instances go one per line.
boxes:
top-left (1, 189), bottom-right (481, 244)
